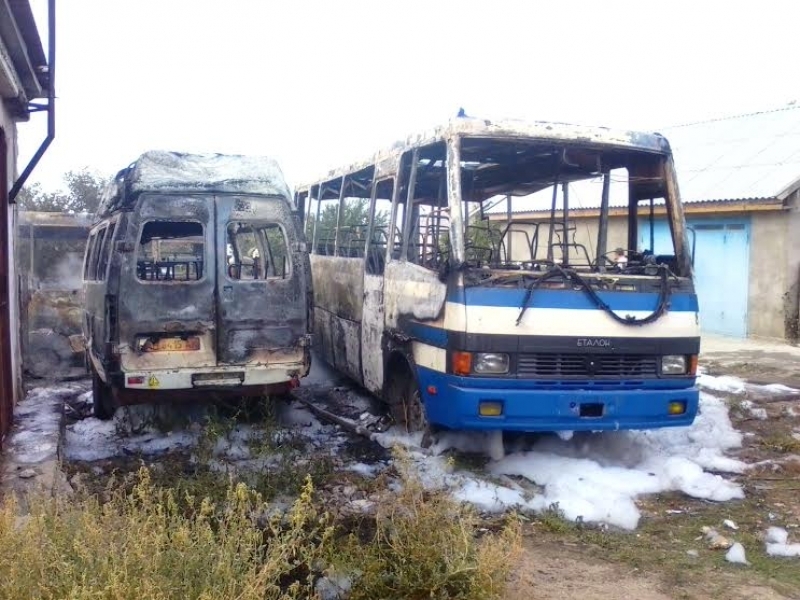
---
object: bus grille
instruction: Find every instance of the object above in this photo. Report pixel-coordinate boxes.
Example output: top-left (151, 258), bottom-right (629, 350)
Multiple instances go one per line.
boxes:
top-left (517, 354), bottom-right (659, 379)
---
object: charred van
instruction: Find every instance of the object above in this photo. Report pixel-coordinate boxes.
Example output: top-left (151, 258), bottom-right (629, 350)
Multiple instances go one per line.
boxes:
top-left (82, 151), bottom-right (311, 419)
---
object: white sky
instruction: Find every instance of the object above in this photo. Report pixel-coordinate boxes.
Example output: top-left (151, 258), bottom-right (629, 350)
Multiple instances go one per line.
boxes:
top-left (17, 0), bottom-right (800, 193)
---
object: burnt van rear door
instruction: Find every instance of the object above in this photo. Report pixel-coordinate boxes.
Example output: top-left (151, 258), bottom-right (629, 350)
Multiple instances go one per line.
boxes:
top-left (215, 195), bottom-right (305, 366)
top-left (120, 195), bottom-right (217, 370)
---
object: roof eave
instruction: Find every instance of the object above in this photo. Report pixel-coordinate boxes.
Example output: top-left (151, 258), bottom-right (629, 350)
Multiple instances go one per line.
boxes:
top-left (775, 175), bottom-right (800, 201)
top-left (0, 0), bottom-right (46, 105)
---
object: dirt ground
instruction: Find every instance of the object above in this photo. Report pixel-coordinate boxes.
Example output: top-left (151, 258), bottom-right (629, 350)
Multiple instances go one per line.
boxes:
top-left (5, 337), bottom-right (800, 600)
top-left (502, 338), bottom-right (800, 600)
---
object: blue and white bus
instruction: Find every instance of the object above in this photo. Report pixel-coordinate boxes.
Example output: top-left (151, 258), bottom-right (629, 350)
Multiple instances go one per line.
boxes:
top-left (295, 116), bottom-right (699, 442)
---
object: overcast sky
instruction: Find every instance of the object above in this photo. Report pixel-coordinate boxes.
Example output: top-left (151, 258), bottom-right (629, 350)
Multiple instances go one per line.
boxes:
top-left (17, 0), bottom-right (800, 193)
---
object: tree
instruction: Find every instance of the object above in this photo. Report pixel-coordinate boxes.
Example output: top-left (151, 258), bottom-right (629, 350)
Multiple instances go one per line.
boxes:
top-left (464, 214), bottom-right (504, 265)
top-left (307, 198), bottom-right (389, 242)
top-left (18, 168), bottom-right (109, 214)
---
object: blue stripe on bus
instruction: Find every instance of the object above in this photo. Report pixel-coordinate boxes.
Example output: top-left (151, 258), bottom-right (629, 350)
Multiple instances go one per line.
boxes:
top-left (448, 288), bottom-right (698, 312)
top-left (402, 321), bottom-right (449, 347)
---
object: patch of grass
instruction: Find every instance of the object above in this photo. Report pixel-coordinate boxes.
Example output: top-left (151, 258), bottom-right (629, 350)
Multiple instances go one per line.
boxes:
top-left (1, 464), bottom-right (520, 600)
top-left (760, 433), bottom-right (800, 454)
top-left (535, 502), bottom-right (576, 534)
top-left (334, 467), bottom-right (521, 600)
top-left (0, 468), bottom-right (333, 599)
top-left (445, 450), bottom-right (491, 473)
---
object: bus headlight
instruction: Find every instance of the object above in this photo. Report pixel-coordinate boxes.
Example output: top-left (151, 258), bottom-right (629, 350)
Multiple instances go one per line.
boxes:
top-left (661, 355), bottom-right (688, 375)
top-left (473, 353), bottom-right (510, 374)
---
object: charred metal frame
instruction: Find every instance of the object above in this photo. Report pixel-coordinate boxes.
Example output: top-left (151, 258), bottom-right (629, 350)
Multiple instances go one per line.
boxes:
top-left (596, 169), bottom-right (611, 269)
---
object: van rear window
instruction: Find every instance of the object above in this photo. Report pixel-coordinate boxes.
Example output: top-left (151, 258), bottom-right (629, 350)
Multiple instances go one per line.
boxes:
top-left (137, 221), bottom-right (204, 282)
top-left (226, 222), bottom-right (290, 280)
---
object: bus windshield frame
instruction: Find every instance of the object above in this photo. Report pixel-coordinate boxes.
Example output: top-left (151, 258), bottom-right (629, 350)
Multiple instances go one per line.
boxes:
top-left (444, 135), bottom-right (692, 278)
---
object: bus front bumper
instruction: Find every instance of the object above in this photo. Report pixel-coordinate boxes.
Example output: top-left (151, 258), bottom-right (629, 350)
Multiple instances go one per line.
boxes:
top-left (417, 368), bottom-right (699, 432)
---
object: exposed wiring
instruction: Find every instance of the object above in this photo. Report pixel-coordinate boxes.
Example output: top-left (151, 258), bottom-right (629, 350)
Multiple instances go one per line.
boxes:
top-left (516, 263), bottom-right (671, 327)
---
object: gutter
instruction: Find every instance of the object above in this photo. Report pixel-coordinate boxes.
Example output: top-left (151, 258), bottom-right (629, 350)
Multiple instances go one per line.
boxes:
top-left (9, 0), bottom-right (55, 203)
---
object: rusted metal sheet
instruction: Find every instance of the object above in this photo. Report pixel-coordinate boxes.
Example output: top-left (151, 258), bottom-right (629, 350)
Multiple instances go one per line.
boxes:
top-left (97, 151), bottom-right (294, 218)
top-left (383, 260), bottom-right (447, 326)
top-left (297, 116), bottom-right (672, 190)
top-left (361, 272), bottom-right (384, 394)
top-left (309, 255), bottom-right (365, 323)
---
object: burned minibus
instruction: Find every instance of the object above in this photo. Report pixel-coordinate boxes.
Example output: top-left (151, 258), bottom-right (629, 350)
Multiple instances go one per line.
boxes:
top-left (295, 116), bottom-right (700, 440)
top-left (83, 151), bottom-right (311, 419)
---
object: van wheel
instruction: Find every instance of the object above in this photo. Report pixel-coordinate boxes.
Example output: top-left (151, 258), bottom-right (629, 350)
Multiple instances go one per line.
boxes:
top-left (386, 362), bottom-right (434, 446)
top-left (92, 369), bottom-right (116, 420)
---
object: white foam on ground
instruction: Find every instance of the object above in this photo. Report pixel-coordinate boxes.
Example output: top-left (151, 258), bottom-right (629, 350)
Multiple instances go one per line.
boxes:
top-left (64, 417), bottom-right (197, 462)
top-left (346, 462), bottom-right (382, 477)
top-left (374, 390), bottom-right (746, 530)
top-left (765, 528), bottom-right (800, 558)
top-left (766, 526), bottom-right (789, 544)
top-left (726, 542), bottom-right (749, 564)
top-left (766, 543), bottom-right (800, 557)
top-left (697, 374), bottom-right (747, 394)
top-left (9, 385), bottom-right (87, 463)
top-left (762, 383), bottom-right (799, 394)
top-left (64, 399), bottom-right (333, 463)
top-left (698, 373), bottom-right (798, 396)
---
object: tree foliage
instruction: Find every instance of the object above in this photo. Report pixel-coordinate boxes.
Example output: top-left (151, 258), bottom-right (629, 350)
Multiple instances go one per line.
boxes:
top-left (307, 198), bottom-right (389, 241)
top-left (17, 169), bottom-right (108, 214)
top-left (464, 215), bottom-right (504, 264)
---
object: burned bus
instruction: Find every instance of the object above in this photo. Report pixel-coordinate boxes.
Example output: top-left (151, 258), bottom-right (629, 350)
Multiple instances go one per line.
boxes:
top-left (295, 116), bottom-right (700, 442)
top-left (83, 151), bottom-right (311, 419)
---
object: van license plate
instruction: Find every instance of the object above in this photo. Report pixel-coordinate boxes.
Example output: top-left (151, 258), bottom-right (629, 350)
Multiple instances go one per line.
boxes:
top-left (192, 372), bottom-right (245, 387)
top-left (144, 337), bottom-right (201, 352)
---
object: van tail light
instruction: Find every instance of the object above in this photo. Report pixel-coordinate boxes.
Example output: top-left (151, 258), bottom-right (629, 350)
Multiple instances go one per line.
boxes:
top-left (452, 351), bottom-right (472, 376)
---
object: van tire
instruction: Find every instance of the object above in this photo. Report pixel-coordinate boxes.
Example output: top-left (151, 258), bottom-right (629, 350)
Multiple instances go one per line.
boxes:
top-left (385, 360), bottom-right (432, 443)
top-left (92, 369), bottom-right (116, 420)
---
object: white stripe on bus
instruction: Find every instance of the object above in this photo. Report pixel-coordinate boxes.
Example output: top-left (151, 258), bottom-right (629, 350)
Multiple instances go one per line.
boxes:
top-left (444, 303), bottom-right (699, 337)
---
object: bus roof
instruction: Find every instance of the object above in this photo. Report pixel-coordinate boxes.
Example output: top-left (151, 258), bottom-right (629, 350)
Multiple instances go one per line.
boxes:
top-left (97, 151), bottom-right (292, 218)
top-left (297, 116), bottom-right (672, 190)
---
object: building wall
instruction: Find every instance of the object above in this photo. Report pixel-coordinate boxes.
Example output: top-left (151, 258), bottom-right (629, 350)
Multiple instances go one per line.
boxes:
top-left (504, 215), bottom-right (628, 264)
top-left (748, 210), bottom-right (789, 340)
top-left (0, 100), bottom-right (22, 411)
top-left (783, 190), bottom-right (800, 342)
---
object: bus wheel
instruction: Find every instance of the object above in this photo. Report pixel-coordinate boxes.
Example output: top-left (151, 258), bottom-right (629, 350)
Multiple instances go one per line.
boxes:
top-left (386, 365), bottom-right (432, 444)
top-left (92, 369), bottom-right (116, 420)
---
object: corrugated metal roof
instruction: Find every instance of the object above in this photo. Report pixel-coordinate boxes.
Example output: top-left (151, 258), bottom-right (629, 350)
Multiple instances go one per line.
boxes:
top-left (664, 105), bottom-right (800, 203)
top-left (484, 106), bottom-right (800, 216)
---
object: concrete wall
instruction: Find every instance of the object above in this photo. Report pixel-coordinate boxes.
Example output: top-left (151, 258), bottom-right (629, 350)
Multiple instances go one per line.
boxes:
top-left (748, 210), bottom-right (789, 340)
top-left (783, 190), bottom-right (800, 342)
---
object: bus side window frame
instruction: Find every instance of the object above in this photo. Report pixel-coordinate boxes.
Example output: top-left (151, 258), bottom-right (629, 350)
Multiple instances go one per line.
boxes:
top-left (310, 179), bottom-right (344, 256)
top-left (365, 175), bottom-right (396, 276)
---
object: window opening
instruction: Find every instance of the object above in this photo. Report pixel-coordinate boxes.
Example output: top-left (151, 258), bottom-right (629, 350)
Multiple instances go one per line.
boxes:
top-left (97, 223), bottom-right (116, 281)
top-left (137, 221), bottom-right (204, 282)
top-left (226, 222), bottom-right (290, 280)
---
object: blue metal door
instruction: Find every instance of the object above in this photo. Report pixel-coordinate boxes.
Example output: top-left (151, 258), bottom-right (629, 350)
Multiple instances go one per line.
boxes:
top-left (639, 218), bottom-right (749, 338)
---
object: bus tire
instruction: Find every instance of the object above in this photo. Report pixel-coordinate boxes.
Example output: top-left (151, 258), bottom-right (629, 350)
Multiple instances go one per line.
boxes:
top-left (385, 360), bottom-right (431, 443)
top-left (92, 368), bottom-right (116, 420)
